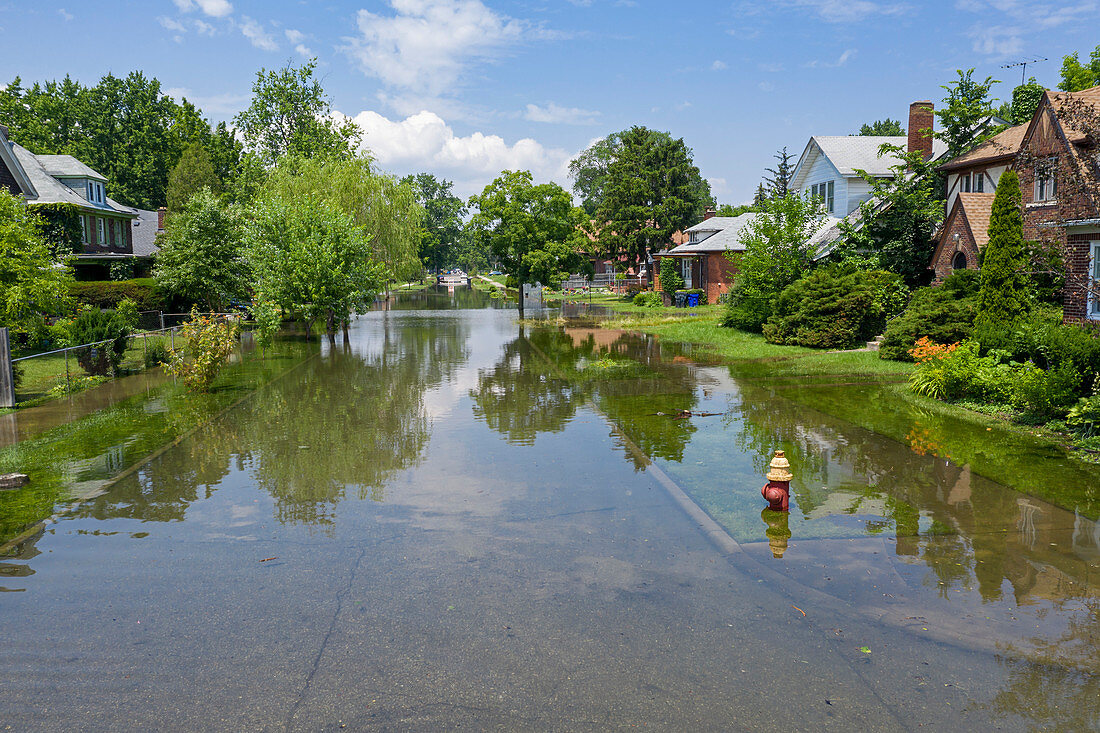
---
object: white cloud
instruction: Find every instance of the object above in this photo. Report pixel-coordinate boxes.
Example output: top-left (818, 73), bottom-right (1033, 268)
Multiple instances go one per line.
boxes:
top-left (285, 29), bottom-right (313, 57)
top-left (523, 102), bottom-right (600, 125)
top-left (173, 0), bottom-right (233, 18)
top-left (158, 15), bottom-right (187, 32)
top-left (711, 60), bottom-right (728, 71)
top-left (804, 48), bottom-right (857, 68)
top-left (778, 0), bottom-right (909, 22)
top-left (967, 24), bottom-right (1023, 56)
top-left (240, 16), bottom-right (278, 51)
top-left (194, 19), bottom-right (215, 35)
top-left (58, 8), bottom-right (74, 21)
top-left (341, 0), bottom-right (524, 97)
top-left (166, 87), bottom-right (251, 117)
top-left (347, 109), bottom-right (573, 196)
top-left (957, 1), bottom-right (1097, 55)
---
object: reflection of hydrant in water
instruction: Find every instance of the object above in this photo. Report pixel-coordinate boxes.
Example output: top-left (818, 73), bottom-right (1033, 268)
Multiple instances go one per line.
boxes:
top-left (760, 508), bottom-right (792, 558)
top-left (761, 450), bottom-right (793, 512)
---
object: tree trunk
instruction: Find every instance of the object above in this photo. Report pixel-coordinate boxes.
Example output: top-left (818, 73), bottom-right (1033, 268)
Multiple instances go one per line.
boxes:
top-left (517, 279), bottom-right (525, 320)
top-left (326, 309), bottom-right (336, 345)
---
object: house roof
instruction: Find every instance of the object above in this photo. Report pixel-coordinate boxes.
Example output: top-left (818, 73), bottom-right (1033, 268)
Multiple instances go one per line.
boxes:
top-left (1048, 85), bottom-right (1100, 141)
top-left (11, 143), bottom-right (133, 216)
top-left (0, 125), bottom-right (37, 198)
top-left (666, 214), bottom-right (758, 254)
top-left (36, 154), bottom-right (107, 181)
top-left (937, 124), bottom-right (1028, 171)
top-left (791, 136), bottom-right (950, 189)
top-left (129, 208), bottom-right (163, 257)
top-left (956, 193), bottom-right (995, 250)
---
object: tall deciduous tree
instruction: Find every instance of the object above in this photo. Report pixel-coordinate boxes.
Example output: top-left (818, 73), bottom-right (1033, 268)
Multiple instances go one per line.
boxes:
top-left (247, 194), bottom-right (387, 340)
top-left (467, 170), bottom-right (586, 316)
top-left (234, 60), bottom-right (361, 167)
top-left (1059, 45), bottom-right (1100, 92)
top-left (263, 156), bottom-right (423, 286)
top-left (720, 193), bottom-right (826, 332)
top-left (401, 173), bottom-right (466, 273)
top-left (1010, 80), bottom-right (1046, 125)
top-left (592, 127), bottom-right (711, 267)
top-left (167, 143), bottom-right (221, 213)
top-left (936, 69), bottom-right (1001, 159)
top-left (856, 119), bottom-right (905, 136)
top-left (0, 189), bottom-right (73, 339)
top-left (975, 170), bottom-right (1031, 328)
top-left (154, 188), bottom-right (248, 311)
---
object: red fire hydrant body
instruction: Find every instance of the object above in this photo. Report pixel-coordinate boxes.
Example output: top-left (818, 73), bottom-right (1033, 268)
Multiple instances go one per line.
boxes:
top-left (761, 450), bottom-right (793, 512)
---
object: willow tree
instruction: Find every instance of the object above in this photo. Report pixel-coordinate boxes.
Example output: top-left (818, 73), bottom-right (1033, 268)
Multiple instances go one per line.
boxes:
top-left (263, 155), bottom-right (423, 289)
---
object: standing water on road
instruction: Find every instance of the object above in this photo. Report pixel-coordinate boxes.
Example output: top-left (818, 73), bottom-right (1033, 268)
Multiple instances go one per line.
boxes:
top-left (0, 288), bottom-right (1097, 730)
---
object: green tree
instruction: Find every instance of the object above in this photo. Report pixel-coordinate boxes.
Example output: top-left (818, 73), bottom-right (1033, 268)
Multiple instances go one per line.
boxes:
top-left (1010, 80), bottom-right (1046, 124)
top-left (568, 133), bottom-right (621, 217)
top-left (234, 60), bottom-right (361, 167)
top-left (401, 173), bottom-right (466, 273)
top-left (936, 69), bottom-right (1001, 159)
top-left (154, 188), bottom-right (248, 311)
top-left (0, 189), bottom-right (74, 339)
top-left (720, 193), bottom-right (826, 332)
top-left (467, 170), bottom-right (586, 317)
top-left (833, 145), bottom-right (943, 288)
top-left (975, 170), bottom-right (1031, 328)
top-left (167, 143), bottom-right (221, 213)
top-left (659, 256), bottom-right (683, 297)
top-left (263, 156), bottom-right (423, 286)
top-left (763, 147), bottom-right (796, 198)
top-left (1058, 45), bottom-right (1100, 92)
top-left (247, 193), bottom-right (387, 340)
top-left (856, 119), bottom-right (905, 136)
top-left (717, 203), bottom-right (756, 217)
top-left (593, 126), bottom-right (711, 268)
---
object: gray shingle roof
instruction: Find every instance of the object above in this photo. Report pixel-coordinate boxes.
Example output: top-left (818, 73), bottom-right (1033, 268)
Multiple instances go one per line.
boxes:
top-left (129, 208), bottom-right (162, 257)
top-left (809, 136), bottom-right (949, 177)
top-left (11, 143), bottom-right (132, 216)
top-left (667, 213), bottom-right (759, 253)
top-left (36, 154), bottom-right (107, 181)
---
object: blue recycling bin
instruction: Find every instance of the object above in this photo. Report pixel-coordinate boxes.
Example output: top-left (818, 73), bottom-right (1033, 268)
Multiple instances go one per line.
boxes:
top-left (686, 293), bottom-right (700, 307)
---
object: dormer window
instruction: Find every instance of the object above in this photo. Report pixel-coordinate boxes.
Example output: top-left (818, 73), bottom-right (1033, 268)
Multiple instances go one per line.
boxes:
top-left (85, 179), bottom-right (105, 204)
top-left (810, 181), bottom-right (834, 213)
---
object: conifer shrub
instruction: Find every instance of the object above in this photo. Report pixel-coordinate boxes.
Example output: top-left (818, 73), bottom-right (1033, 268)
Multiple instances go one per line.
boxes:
top-left (879, 270), bottom-right (980, 361)
top-left (975, 170), bottom-right (1031, 329)
top-left (763, 268), bottom-right (907, 349)
top-left (68, 307), bottom-right (133, 376)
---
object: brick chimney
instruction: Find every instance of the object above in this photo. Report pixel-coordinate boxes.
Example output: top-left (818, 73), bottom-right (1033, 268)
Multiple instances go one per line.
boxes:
top-left (157, 206), bottom-right (167, 231)
top-left (703, 206), bottom-right (716, 220)
top-left (908, 101), bottom-right (935, 161)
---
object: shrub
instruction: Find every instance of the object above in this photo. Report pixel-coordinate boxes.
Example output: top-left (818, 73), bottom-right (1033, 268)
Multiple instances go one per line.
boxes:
top-left (109, 259), bottom-right (135, 281)
top-left (69, 279), bottom-right (171, 310)
top-left (632, 291), bottom-right (664, 308)
top-left (1067, 395), bottom-right (1100, 437)
top-left (167, 309), bottom-right (240, 391)
top-left (68, 308), bottom-right (133, 376)
top-left (659, 257), bottom-right (684, 297)
top-left (880, 270), bottom-right (979, 360)
top-left (763, 268), bottom-right (907, 349)
top-left (144, 341), bottom-right (171, 368)
top-left (1011, 361), bottom-right (1080, 419)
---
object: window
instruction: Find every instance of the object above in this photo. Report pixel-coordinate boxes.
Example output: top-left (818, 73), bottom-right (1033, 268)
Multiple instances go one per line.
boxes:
top-left (1091, 242), bottom-right (1100, 318)
top-left (810, 181), bottom-right (835, 213)
top-left (1035, 158), bottom-right (1058, 202)
top-left (80, 215), bottom-right (88, 243)
top-left (681, 258), bottom-right (692, 289)
top-left (974, 172), bottom-right (984, 193)
top-left (96, 217), bottom-right (105, 245)
top-left (961, 174), bottom-right (971, 193)
top-left (952, 251), bottom-right (968, 271)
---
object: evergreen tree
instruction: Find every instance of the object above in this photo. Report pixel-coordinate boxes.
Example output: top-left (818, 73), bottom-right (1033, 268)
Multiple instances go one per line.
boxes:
top-left (752, 183), bottom-right (768, 207)
top-left (763, 147), bottom-right (795, 198)
top-left (167, 143), bottom-right (221, 213)
top-left (975, 170), bottom-right (1031, 328)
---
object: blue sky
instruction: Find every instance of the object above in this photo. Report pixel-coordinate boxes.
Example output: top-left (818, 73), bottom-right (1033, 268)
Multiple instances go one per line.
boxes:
top-left (2, 1), bottom-right (1098, 203)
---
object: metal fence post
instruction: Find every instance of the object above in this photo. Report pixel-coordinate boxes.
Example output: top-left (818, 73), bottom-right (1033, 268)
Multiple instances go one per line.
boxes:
top-left (159, 311), bottom-right (165, 331)
top-left (0, 328), bottom-right (15, 408)
top-left (65, 347), bottom-right (71, 392)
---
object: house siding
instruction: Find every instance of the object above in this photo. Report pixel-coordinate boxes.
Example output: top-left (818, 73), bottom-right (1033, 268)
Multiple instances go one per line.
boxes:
top-left (0, 157), bottom-right (21, 195)
top-left (846, 178), bottom-right (874, 214)
top-left (946, 163), bottom-right (1009, 213)
top-left (701, 252), bottom-right (738, 303)
top-left (798, 155), bottom-right (848, 216)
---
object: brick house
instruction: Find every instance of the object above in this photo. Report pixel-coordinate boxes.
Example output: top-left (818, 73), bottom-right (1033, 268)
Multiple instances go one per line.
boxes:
top-left (929, 86), bottom-right (1100, 323)
top-left (653, 209), bottom-right (754, 303)
top-left (10, 139), bottom-right (140, 279)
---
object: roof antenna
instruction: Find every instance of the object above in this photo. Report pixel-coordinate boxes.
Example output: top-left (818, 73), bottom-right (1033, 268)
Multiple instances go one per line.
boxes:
top-left (1000, 56), bottom-right (1048, 86)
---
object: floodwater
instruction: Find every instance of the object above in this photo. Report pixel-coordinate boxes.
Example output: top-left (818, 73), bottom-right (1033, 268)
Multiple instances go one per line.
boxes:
top-left (0, 288), bottom-right (1097, 731)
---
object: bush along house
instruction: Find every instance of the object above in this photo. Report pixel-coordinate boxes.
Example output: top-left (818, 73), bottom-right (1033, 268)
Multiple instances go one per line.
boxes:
top-left (9, 138), bottom-right (141, 280)
top-left (929, 85), bottom-right (1100, 323)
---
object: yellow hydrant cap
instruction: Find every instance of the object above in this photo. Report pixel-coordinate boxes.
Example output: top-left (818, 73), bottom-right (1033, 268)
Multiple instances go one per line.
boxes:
top-left (766, 450), bottom-right (793, 482)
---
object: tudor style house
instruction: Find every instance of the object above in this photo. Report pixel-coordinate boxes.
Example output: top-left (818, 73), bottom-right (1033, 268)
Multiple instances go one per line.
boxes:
top-left (929, 85), bottom-right (1100, 323)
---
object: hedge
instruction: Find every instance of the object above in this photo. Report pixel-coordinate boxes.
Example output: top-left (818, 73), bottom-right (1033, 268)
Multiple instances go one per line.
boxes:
top-left (68, 278), bottom-right (170, 310)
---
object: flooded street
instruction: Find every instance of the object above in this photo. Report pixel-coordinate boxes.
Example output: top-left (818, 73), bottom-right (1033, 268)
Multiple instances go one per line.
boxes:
top-left (1, 289), bottom-right (1097, 730)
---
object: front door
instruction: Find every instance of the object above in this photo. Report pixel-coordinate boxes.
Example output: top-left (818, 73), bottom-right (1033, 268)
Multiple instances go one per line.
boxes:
top-left (681, 258), bottom-right (692, 289)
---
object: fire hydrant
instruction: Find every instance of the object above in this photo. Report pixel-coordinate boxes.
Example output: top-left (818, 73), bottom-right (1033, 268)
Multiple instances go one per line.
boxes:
top-left (761, 450), bottom-right (793, 512)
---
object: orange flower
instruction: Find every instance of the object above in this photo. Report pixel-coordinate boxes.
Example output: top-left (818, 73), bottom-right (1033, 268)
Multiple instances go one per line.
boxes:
top-left (909, 337), bottom-right (959, 363)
